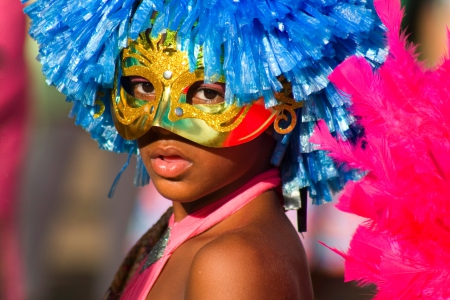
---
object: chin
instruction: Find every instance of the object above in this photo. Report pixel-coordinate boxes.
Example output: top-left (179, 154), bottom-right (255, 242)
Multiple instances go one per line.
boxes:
top-left (151, 178), bottom-right (201, 203)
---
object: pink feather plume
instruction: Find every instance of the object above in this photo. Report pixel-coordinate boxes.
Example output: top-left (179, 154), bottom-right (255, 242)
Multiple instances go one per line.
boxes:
top-left (311, 0), bottom-right (450, 298)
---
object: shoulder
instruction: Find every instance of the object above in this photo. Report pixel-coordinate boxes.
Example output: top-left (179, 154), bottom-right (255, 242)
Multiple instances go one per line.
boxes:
top-left (185, 226), bottom-right (313, 300)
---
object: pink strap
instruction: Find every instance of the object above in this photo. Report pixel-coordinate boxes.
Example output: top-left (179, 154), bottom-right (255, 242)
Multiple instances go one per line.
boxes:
top-left (120, 169), bottom-right (281, 300)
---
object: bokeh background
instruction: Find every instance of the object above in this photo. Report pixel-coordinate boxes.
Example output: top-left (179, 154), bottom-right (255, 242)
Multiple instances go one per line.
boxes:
top-left (1, 0), bottom-right (449, 299)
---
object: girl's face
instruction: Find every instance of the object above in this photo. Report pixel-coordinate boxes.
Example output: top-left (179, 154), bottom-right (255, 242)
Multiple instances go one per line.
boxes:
top-left (137, 124), bottom-right (276, 208)
top-left (129, 32), bottom-right (278, 208)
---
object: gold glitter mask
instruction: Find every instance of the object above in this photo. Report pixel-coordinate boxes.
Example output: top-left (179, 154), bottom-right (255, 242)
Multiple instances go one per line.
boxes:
top-left (111, 32), bottom-right (283, 147)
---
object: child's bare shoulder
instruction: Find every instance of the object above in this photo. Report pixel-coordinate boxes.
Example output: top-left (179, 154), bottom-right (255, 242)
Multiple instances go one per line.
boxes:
top-left (185, 224), bottom-right (313, 300)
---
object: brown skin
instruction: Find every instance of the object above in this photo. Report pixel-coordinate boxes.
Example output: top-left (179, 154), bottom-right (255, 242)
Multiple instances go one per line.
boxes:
top-left (138, 126), bottom-right (314, 300)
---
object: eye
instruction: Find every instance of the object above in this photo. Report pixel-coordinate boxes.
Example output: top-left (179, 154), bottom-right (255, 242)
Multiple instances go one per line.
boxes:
top-left (135, 82), bottom-right (155, 94)
top-left (196, 89), bottom-right (221, 100)
top-left (187, 82), bottom-right (225, 105)
top-left (121, 76), bottom-right (156, 101)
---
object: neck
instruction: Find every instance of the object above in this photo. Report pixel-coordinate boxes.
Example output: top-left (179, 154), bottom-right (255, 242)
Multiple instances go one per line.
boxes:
top-left (172, 168), bottom-right (279, 222)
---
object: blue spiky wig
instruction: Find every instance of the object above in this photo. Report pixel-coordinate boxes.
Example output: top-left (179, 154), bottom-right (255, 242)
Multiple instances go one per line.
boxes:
top-left (24, 0), bottom-right (387, 207)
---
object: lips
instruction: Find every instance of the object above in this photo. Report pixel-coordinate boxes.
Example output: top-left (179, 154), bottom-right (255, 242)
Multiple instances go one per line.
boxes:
top-left (149, 147), bottom-right (192, 178)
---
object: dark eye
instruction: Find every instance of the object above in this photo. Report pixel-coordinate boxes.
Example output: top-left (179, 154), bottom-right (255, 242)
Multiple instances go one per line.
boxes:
top-left (186, 82), bottom-right (225, 105)
top-left (136, 82), bottom-right (155, 94)
top-left (198, 89), bottom-right (220, 100)
top-left (121, 76), bottom-right (156, 101)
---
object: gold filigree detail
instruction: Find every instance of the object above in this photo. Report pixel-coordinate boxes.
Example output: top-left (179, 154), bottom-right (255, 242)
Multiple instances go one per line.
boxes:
top-left (122, 66), bottom-right (164, 108)
top-left (114, 89), bottom-right (159, 125)
top-left (119, 35), bottom-right (249, 132)
top-left (93, 92), bottom-right (105, 119)
top-left (123, 34), bottom-right (189, 87)
top-left (111, 32), bottom-right (185, 133)
top-left (112, 31), bottom-right (255, 142)
top-left (167, 70), bottom-right (251, 132)
top-left (273, 78), bottom-right (303, 134)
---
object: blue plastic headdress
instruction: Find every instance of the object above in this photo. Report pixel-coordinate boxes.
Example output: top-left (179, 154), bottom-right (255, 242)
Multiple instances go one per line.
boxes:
top-left (24, 0), bottom-right (387, 207)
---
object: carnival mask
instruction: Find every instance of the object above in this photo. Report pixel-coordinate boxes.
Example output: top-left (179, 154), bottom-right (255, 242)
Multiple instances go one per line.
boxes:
top-left (111, 31), bottom-right (300, 147)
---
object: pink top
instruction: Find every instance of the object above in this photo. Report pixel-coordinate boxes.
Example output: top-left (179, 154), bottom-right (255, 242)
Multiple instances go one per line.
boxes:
top-left (120, 169), bottom-right (281, 300)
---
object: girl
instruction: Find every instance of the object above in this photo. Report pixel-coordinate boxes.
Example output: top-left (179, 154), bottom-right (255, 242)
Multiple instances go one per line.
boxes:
top-left (24, 0), bottom-right (386, 298)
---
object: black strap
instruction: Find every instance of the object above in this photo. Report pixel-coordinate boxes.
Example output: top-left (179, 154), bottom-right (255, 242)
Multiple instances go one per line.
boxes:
top-left (297, 188), bottom-right (308, 232)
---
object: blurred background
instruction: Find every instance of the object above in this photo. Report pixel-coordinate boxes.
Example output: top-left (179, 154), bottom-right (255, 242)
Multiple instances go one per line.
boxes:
top-left (1, 0), bottom-right (449, 299)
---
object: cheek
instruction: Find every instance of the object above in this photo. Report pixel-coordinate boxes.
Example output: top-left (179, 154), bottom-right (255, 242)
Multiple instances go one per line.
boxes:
top-left (176, 150), bottom-right (249, 200)
top-left (190, 144), bottom-right (264, 192)
top-left (194, 153), bottom-right (245, 188)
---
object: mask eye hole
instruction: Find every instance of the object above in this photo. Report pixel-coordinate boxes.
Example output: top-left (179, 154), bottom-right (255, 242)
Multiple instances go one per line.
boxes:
top-left (186, 81), bottom-right (225, 105)
top-left (121, 76), bottom-right (156, 102)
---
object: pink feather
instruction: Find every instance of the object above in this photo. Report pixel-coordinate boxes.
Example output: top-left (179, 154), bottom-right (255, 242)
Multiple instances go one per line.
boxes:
top-left (311, 0), bottom-right (450, 298)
